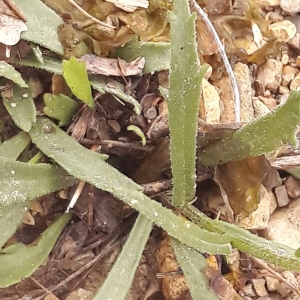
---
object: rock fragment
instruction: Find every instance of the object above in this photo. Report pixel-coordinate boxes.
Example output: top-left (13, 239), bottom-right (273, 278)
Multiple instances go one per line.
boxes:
top-left (200, 78), bottom-right (220, 123)
top-left (253, 98), bottom-right (271, 118)
top-left (281, 65), bottom-right (298, 86)
top-left (234, 62), bottom-right (254, 122)
top-left (268, 20), bottom-right (297, 42)
top-left (274, 185), bottom-right (290, 207)
top-left (260, 199), bottom-right (300, 249)
top-left (280, 0), bottom-right (300, 14)
top-left (257, 0), bottom-right (280, 6)
top-left (252, 278), bottom-right (269, 297)
top-left (290, 72), bottom-right (300, 91)
top-left (266, 276), bottom-right (280, 292)
top-left (285, 176), bottom-right (300, 198)
top-left (256, 59), bottom-right (283, 92)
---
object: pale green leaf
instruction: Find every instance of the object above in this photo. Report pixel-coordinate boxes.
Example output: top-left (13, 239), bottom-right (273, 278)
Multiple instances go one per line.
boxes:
top-left (0, 132), bottom-right (31, 161)
top-left (172, 239), bottom-right (219, 300)
top-left (2, 83), bottom-right (36, 132)
top-left (62, 57), bottom-right (94, 109)
top-left (19, 55), bottom-right (142, 114)
top-left (30, 43), bottom-right (44, 65)
top-left (29, 117), bottom-right (232, 254)
top-left (168, 1), bottom-right (205, 207)
top-left (0, 160), bottom-right (76, 249)
top-left (127, 125), bottom-right (146, 146)
top-left (115, 36), bottom-right (170, 73)
top-left (94, 214), bottom-right (153, 300)
top-left (14, 0), bottom-right (64, 55)
top-left (43, 93), bottom-right (80, 126)
top-left (0, 213), bottom-right (71, 288)
top-left (198, 91), bottom-right (300, 166)
top-left (184, 204), bottom-right (300, 271)
top-left (0, 61), bottom-right (28, 88)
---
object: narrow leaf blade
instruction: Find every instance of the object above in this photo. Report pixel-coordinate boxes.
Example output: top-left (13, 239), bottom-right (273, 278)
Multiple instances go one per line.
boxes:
top-left (29, 117), bottom-right (232, 254)
top-left (14, 0), bottom-right (64, 55)
top-left (0, 160), bottom-right (76, 249)
top-left (94, 214), bottom-right (153, 300)
top-left (3, 83), bottom-right (36, 132)
top-left (172, 239), bottom-right (219, 300)
top-left (0, 61), bottom-right (28, 88)
top-left (0, 213), bottom-right (71, 288)
top-left (168, 2), bottom-right (204, 207)
top-left (183, 204), bottom-right (300, 271)
top-left (0, 132), bottom-right (31, 161)
top-left (198, 91), bottom-right (300, 166)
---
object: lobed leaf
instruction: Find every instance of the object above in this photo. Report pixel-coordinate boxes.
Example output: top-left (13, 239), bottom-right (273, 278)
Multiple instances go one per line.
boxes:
top-left (19, 55), bottom-right (142, 114)
top-left (94, 214), bottom-right (153, 300)
top-left (0, 160), bottom-right (76, 249)
top-left (0, 213), bottom-right (71, 288)
top-left (2, 83), bottom-right (36, 132)
top-left (14, 0), bottom-right (64, 55)
top-left (62, 57), bottom-right (94, 109)
top-left (198, 91), bottom-right (300, 166)
top-left (43, 93), bottom-right (80, 126)
top-left (29, 117), bottom-right (232, 254)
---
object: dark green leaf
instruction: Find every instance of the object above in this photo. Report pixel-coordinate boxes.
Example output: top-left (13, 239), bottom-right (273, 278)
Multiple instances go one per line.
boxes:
top-left (14, 0), bottom-right (64, 55)
top-left (0, 132), bottom-right (31, 161)
top-left (2, 83), bottom-right (36, 132)
top-left (0, 160), bottom-right (76, 249)
top-left (43, 93), bottom-right (80, 126)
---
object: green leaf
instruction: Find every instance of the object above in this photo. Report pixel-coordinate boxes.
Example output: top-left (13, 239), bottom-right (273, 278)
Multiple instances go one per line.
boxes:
top-left (0, 213), bottom-right (71, 288)
top-left (168, 1), bottom-right (205, 207)
top-left (2, 83), bottom-right (36, 132)
top-left (19, 55), bottom-right (142, 114)
top-left (0, 160), bottom-right (76, 249)
top-left (43, 93), bottom-right (81, 126)
top-left (19, 54), bottom-right (62, 74)
top-left (62, 57), bottom-right (94, 109)
top-left (0, 61), bottom-right (28, 88)
top-left (0, 132), bottom-right (31, 161)
top-left (172, 239), bottom-right (219, 300)
top-left (183, 204), bottom-right (300, 271)
top-left (30, 43), bottom-right (44, 65)
top-left (14, 0), bottom-right (63, 55)
top-left (29, 117), bottom-right (232, 254)
top-left (115, 36), bottom-right (171, 73)
top-left (198, 91), bottom-right (300, 166)
top-left (127, 125), bottom-right (146, 146)
top-left (94, 214), bottom-right (153, 300)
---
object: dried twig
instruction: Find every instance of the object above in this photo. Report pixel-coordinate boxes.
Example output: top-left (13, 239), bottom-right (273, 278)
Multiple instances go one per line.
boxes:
top-left (189, 0), bottom-right (241, 122)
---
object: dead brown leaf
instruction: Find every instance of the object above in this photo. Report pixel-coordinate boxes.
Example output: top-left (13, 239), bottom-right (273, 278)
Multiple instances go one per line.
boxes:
top-left (80, 54), bottom-right (145, 76)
